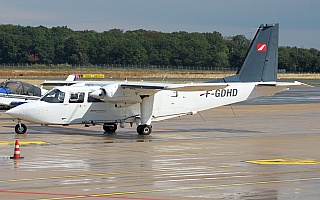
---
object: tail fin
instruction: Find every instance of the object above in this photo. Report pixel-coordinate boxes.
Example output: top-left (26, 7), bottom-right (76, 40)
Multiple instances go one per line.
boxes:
top-left (209, 23), bottom-right (279, 83)
top-left (66, 74), bottom-right (77, 81)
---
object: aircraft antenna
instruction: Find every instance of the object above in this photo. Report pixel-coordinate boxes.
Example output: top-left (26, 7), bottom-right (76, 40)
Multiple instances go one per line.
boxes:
top-left (198, 112), bottom-right (206, 124)
top-left (229, 104), bottom-right (236, 117)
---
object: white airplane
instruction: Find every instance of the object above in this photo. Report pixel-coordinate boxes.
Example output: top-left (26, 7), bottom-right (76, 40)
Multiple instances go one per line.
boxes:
top-left (0, 79), bottom-right (47, 108)
top-left (0, 75), bottom-right (79, 108)
top-left (6, 23), bottom-right (306, 135)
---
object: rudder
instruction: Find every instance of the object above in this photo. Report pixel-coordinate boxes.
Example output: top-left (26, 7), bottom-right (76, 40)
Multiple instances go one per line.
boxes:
top-left (237, 23), bottom-right (279, 82)
top-left (207, 23), bottom-right (279, 83)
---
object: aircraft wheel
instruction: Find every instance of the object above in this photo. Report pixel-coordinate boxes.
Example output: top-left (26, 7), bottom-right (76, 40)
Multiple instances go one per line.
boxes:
top-left (137, 125), bottom-right (152, 135)
top-left (15, 123), bottom-right (27, 134)
top-left (103, 123), bottom-right (117, 133)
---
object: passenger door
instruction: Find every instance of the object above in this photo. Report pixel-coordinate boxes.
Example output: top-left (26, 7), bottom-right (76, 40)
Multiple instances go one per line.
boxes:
top-left (63, 92), bottom-right (87, 124)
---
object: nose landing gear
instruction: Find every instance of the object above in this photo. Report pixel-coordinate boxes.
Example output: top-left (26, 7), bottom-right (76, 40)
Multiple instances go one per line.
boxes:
top-left (15, 120), bottom-right (27, 134)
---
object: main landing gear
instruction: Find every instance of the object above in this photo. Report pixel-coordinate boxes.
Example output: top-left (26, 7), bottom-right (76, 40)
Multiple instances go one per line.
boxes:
top-left (101, 95), bottom-right (154, 136)
top-left (103, 123), bottom-right (152, 135)
top-left (137, 125), bottom-right (152, 135)
top-left (136, 95), bottom-right (154, 135)
top-left (103, 123), bottom-right (117, 133)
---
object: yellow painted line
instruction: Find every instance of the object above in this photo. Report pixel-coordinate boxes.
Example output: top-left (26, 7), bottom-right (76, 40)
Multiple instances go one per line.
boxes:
top-left (38, 177), bottom-right (320, 200)
top-left (215, 165), bottom-right (235, 168)
top-left (0, 171), bottom-right (143, 184)
top-left (246, 158), bottom-right (320, 165)
top-left (152, 151), bottom-right (202, 155)
top-left (0, 141), bottom-right (49, 145)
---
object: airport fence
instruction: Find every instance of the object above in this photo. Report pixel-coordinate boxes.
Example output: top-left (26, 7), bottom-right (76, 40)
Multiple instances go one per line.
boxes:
top-left (0, 63), bottom-right (238, 73)
top-left (1, 63), bottom-right (303, 75)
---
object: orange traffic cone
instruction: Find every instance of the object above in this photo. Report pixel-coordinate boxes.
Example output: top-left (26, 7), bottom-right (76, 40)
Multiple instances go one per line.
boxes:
top-left (10, 140), bottom-right (24, 159)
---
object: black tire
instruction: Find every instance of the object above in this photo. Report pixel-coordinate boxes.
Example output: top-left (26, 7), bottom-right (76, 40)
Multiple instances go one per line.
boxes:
top-left (137, 125), bottom-right (152, 135)
top-left (103, 123), bottom-right (117, 133)
top-left (15, 124), bottom-right (27, 134)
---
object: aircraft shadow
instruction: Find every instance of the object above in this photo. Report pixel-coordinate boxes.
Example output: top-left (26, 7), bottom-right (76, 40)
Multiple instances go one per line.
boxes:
top-left (1, 125), bottom-right (153, 142)
top-left (154, 128), bottom-right (262, 134)
top-left (1, 125), bottom-right (262, 142)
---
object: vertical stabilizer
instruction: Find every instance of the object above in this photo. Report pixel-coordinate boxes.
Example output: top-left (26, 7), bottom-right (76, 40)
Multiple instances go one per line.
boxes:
top-left (208, 23), bottom-right (279, 83)
top-left (237, 23), bottom-right (279, 82)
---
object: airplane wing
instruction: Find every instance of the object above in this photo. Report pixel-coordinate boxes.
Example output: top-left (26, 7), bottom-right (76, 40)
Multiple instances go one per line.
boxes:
top-left (90, 82), bottom-right (229, 103)
top-left (41, 74), bottom-right (107, 87)
top-left (41, 74), bottom-right (79, 86)
top-left (120, 82), bottom-right (228, 92)
top-left (165, 83), bottom-right (229, 91)
top-left (0, 93), bottom-right (40, 107)
top-left (41, 81), bottom-right (79, 86)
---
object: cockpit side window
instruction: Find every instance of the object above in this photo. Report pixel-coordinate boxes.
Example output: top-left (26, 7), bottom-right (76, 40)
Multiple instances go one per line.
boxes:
top-left (69, 92), bottom-right (85, 103)
top-left (41, 89), bottom-right (65, 103)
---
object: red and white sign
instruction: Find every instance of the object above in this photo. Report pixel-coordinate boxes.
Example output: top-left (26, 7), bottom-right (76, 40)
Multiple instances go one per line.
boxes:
top-left (257, 44), bottom-right (267, 52)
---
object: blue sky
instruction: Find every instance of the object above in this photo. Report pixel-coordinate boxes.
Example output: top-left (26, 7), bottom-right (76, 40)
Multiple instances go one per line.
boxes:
top-left (1, 0), bottom-right (319, 49)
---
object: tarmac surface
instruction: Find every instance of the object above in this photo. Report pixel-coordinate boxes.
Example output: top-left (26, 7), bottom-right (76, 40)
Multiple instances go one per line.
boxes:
top-left (1, 85), bottom-right (320, 199)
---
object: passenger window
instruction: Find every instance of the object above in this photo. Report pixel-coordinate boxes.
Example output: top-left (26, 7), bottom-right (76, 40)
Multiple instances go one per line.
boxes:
top-left (69, 92), bottom-right (85, 103)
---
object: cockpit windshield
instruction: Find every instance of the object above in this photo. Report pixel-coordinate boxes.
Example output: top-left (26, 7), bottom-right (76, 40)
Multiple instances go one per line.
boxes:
top-left (40, 89), bottom-right (65, 103)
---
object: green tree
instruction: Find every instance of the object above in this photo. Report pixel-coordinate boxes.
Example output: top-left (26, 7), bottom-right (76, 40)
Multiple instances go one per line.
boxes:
top-left (225, 35), bottom-right (250, 69)
top-left (0, 24), bottom-right (319, 72)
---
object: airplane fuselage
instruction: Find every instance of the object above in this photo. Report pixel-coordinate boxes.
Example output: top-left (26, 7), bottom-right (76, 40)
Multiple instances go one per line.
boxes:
top-left (6, 82), bottom-right (281, 127)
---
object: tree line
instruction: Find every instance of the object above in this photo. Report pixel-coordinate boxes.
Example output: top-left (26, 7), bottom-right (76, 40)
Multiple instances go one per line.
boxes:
top-left (0, 24), bottom-right (319, 72)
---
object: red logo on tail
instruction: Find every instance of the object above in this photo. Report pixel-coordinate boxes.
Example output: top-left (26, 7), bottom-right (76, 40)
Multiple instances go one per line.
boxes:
top-left (257, 44), bottom-right (267, 52)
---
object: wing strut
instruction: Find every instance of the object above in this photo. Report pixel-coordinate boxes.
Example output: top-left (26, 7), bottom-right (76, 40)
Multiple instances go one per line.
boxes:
top-left (137, 95), bottom-right (154, 135)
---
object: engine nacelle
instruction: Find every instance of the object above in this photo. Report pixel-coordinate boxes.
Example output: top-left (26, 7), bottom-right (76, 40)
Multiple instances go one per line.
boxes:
top-left (90, 83), bottom-right (142, 106)
top-left (102, 83), bottom-right (119, 98)
top-left (90, 83), bottom-right (119, 100)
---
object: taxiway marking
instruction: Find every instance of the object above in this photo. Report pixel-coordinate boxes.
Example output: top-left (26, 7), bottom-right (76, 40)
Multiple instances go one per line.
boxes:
top-left (246, 158), bottom-right (320, 165)
top-left (0, 190), bottom-right (163, 200)
top-left (0, 141), bottom-right (49, 145)
top-left (34, 177), bottom-right (320, 200)
top-left (3, 166), bottom-right (320, 185)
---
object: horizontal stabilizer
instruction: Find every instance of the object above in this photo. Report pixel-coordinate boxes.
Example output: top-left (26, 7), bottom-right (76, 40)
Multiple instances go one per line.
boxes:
top-left (257, 81), bottom-right (311, 87)
top-left (248, 81), bottom-right (310, 100)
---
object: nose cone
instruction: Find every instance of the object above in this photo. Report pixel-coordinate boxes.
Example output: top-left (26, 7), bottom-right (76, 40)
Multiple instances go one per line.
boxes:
top-left (5, 105), bottom-right (25, 119)
top-left (6, 101), bottom-right (48, 124)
